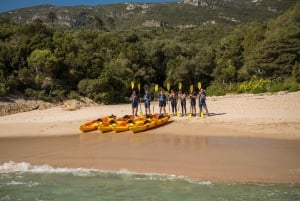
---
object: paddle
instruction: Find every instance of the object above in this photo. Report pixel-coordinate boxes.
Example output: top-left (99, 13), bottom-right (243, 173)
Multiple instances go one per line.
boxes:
top-left (198, 81), bottom-right (204, 118)
top-left (138, 82), bottom-right (143, 116)
top-left (178, 82), bottom-right (182, 90)
top-left (177, 82), bottom-right (182, 116)
top-left (197, 82), bottom-right (201, 90)
top-left (190, 84), bottom-right (194, 93)
top-left (153, 84), bottom-right (159, 114)
top-left (167, 82), bottom-right (170, 114)
top-left (189, 84), bottom-right (194, 117)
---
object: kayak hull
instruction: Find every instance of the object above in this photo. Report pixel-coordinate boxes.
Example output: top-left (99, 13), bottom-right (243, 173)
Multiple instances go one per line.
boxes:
top-left (80, 120), bottom-right (100, 132)
top-left (130, 114), bottom-right (170, 133)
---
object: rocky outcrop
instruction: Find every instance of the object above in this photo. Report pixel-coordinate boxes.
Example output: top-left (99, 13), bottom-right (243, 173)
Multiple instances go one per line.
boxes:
top-left (61, 97), bottom-right (98, 111)
top-left (0, 99), bottom-right (53, 116)
top-left (0, 96), bottom-right (97, 116)
top-left (142, 20), bottom-right (162, 27)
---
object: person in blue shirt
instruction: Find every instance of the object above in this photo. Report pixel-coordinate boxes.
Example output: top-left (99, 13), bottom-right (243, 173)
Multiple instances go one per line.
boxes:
top-left (158, 89), bottom-right (167, 114)
top-left (198, 88), bottom-right (209, 116)
top-left (130, 90), bottom-right (139, 117)
top-left (143, 89), bottom-right (151, 116)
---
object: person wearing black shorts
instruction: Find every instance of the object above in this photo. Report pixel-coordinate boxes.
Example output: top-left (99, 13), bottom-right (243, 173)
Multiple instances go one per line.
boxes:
top-left (143, 89), bottom-right (151, 116)
top-left (130, 90), bottom-right (139, 117)
top-left (158, 90), bottom-right (167, 114)
top-left (199, 88), bottom-right (209, 116)
top-left (169, 89), bottom-right (177, 116)
top-left (178, 91), bottom-right (187, 116)
top-left (190, 92), bottom-right (196, 116)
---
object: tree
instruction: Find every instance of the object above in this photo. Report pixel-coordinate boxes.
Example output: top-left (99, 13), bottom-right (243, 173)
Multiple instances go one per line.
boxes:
top-left (27, 49), bottom-right (58, 88)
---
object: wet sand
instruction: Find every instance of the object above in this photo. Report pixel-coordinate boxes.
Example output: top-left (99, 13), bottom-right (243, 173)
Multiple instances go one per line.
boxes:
top-left (0, 133), bottom-right (299, 184)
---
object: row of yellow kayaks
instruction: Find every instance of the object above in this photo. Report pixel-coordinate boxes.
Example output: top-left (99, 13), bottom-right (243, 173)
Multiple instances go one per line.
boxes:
top-left (80, 114), bottom-right (171, 133)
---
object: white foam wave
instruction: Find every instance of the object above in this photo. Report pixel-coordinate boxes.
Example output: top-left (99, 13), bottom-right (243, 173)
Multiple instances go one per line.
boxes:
top-left (5, 180), bottom-right (39, 187)
top-left (0, 161), bottom-right (97, 176)
top-left (115, 168), bottom-right (211, 185)
top-left (0, 161), bottom-right (211, 185)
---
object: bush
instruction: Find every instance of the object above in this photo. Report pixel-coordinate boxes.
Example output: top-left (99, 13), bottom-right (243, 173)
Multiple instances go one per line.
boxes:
top-left (288, 84), bottom-right (299, 92)
top-left (238, 77), bottom-right (271, 94)
top-left (93, 92), bottom-right (113, 104)
top-left (25, 88), bottom-right (38, 98)
top-left (251, 87), bottom-right (267, 94)
top-left (206, 83), bottom-right (226, 96)
top-left (68, 91), bottom-right (81, 100)
top-left (0, 83), bottom-right (7, 97)
top-left (269, 83), bottom-right (285, 93)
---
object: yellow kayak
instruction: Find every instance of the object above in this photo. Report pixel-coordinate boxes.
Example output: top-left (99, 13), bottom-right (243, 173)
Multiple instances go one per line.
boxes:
top-left (98, 115), bottom-right (134, 133)
top-left (79, 120), bottom-right (99, 132)
top-left (80, 116), bottom-right (112, 132)
top-left (130, 114), bottom-right (170, 133)
top-left (111, 116), bottom-right (147, 133)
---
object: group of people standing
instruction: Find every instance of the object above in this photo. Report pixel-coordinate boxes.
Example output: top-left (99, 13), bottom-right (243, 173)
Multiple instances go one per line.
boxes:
top-left (168, 89), bottom-right (209, 117)
top-left (130, 88), bottom-right (209, 117)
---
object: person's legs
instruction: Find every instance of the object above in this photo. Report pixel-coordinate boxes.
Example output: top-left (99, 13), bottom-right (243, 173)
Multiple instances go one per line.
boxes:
top-left (135, 104), bottom-right (138, 116)
top-left (147, 103), bottom-right (151, 115)
top-left (145, 103), bottom-right (148, 115)
top-left (171, 102), bottom-right (175, 115)
top-left (204, 103), bottom-right (209, 115)
top-left (199, 104), bottom-right (203, 115)
top-left (183, 102), bottom-right (186, 115)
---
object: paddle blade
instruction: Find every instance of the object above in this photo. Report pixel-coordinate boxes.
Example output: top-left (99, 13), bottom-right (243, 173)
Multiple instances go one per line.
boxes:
top-left (198, 82), bottom-right (202, 90)
top-left (178, 82), bottom-right (182, 90)
top-left (167, 82), bottom-right (170, 92)
top-left (155, 84), bottom-right (159, 92)
top-left (131, 81), bottom-right (134, 89)
top-left (190, 84), bottom-right (194, 93)
top-left (138, 82), bottom-right (141, 92)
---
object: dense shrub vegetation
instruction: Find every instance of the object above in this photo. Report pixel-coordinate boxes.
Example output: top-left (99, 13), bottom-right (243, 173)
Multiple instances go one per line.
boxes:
top-left (0, 3), bottom-right (299, 103)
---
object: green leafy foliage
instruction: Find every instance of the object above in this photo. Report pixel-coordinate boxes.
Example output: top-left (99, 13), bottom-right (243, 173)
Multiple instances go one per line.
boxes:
top-left (0, 2), bottom-right (299, 103)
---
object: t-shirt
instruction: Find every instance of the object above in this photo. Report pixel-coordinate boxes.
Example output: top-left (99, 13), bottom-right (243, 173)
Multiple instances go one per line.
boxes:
top-left (158, 94), bottom-right (166, 102)
top-left (144, 94), bottom-right (151, 103)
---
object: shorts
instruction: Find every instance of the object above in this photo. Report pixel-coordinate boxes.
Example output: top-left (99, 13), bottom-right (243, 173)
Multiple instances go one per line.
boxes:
top-left (199, 100), bottom-right (206, 107)
top-left (190, 99), bottom-right (196, 106)
top-left (145, 101), bottom-right (150, 108)
top-left (132, 102), bottom-right (138, 108)
top-left (159, 101), bottom-right (166, 107)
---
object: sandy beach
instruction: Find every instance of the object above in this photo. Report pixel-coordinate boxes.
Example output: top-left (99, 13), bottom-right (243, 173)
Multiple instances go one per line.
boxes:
top-left (0, 91), bottom-right (300, 183)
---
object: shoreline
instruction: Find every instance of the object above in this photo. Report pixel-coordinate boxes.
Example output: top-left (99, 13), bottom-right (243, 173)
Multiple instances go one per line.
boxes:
top-left (1, 92), bottom-right (300, 184)
top-left (1, 134), bottom-right (299, 184)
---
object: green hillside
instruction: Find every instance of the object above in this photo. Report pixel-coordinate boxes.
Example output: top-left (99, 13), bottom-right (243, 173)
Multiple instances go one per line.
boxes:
top-left (0, 1), bottom-right (299, 103)
top-left (0, 0), bottom-right (298, 29)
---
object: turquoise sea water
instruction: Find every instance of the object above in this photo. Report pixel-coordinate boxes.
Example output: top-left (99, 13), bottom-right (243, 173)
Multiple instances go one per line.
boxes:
top-left (0, 162), bottom-right (299, 201)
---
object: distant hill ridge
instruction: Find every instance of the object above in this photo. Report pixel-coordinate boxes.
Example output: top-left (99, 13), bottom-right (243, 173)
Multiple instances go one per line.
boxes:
top-left (0, 0), bottom-right (298, 29)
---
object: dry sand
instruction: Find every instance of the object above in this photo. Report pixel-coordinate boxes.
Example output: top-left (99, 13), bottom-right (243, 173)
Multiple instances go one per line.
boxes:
top-left (0, 91), bottom-right (300, 183)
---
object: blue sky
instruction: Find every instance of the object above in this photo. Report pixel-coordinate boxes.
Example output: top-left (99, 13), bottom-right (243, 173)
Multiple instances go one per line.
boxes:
top-left (0, 0), bottom-right (179, 13)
